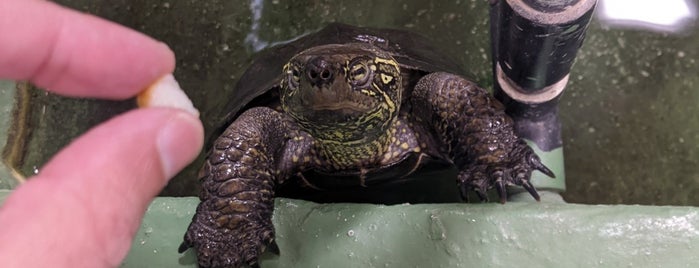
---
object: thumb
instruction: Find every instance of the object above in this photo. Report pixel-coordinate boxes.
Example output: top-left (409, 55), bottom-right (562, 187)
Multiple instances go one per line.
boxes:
top-left (0, 108), bottom-right (203, 267)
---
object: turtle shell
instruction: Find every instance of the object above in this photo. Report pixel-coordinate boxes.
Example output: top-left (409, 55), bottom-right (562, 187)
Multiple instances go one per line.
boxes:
top-left (210, 23), bottom-right (463, 145)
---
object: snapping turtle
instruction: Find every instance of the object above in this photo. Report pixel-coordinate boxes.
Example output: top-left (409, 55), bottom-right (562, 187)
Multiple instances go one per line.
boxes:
top-left (180, 23), bottom-right (554, 267)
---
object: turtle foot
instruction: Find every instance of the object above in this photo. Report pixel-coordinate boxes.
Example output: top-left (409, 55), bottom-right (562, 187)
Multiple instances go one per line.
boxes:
top-left (457, 141), bottom-right (554, 203)
top-left (180, 209), bottom-right (276, 268)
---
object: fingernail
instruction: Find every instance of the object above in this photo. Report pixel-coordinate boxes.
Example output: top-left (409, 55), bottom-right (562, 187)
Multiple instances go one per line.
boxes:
top-left (156, 113), bottom-right (204, 180)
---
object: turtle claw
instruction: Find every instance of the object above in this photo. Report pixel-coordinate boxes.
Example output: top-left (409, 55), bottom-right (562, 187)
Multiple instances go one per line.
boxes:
top-left (458, 171), bottom-right (489, 202)
top-left (475, 188), bottom-right (489, 202)
top-left (245, 240), bottom-right (279, 268)
top-left (537, 165), bottom-right (555, 178)
top-left (521, 181), bottom-right (540, 201)
top-left (495, 180), bottom-right (507, 204)
top-left (490, 169), bottom-right (509, 204)
top-left (457, 141), bottom-right (554, 203)
top-left (177, 241), bottom-right (190, 254)
top-left (267, 240), bottom-right (281, 255)
top-left (457, 166), bottom-right (490, 202)
top-left (530, 154), bottom-right (555, 178)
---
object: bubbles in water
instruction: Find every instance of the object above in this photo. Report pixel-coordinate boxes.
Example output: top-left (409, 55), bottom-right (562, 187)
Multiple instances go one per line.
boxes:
top-left (347, 229), bottom-right (355, 237)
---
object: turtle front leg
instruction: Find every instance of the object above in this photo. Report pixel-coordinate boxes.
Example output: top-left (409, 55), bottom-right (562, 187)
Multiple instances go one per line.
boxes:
top-left (179, 107), bottom-right (293, 268)
top-left (411, 72), bottom-right (554, 203)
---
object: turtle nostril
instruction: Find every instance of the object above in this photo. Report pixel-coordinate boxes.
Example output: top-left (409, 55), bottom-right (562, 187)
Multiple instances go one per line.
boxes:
top-left (307, 57), bottom-right (334, 85)
top-left (309, 69), bottom-right (319, 79)
top-left (320, 70), bottom-right (331, 80)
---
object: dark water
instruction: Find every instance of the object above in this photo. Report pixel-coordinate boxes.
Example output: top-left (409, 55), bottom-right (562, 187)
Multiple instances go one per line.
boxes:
top-left (4, 0), bottom-right (699, 205)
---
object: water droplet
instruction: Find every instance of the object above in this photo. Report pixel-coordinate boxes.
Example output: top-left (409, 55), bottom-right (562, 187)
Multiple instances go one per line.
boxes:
top-left (369, 224), bottom-right (378, 231)
top-left (429, 214), bottom-right (447, 240)
top-left (347, 230), bottom-right (355, 237)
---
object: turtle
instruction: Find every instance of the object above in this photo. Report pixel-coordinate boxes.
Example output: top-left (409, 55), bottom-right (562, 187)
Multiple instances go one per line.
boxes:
top-left (179, 23), bottom-right (554, 268)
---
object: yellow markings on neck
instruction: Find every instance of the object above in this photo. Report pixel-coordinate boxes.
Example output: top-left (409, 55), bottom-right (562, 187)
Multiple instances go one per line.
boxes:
top-left (361, 89), bottom-right (376, 96)
top-left (280, 63), bottom-right (291, 88)
top-left (316, 128), bottom-right (393, 169)
top-left (371, 82), bottom-right (397, 115)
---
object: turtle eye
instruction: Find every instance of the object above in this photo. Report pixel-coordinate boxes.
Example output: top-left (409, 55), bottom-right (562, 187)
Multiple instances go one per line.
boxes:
top-left (348, 59), bottom-right (372, 87)
top-left (350, 63), bottom-right (367, 81)
top-left (286, 65), bottom-right (301, 88)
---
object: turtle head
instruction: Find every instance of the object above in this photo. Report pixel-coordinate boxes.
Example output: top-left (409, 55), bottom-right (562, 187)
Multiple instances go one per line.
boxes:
top-left (281, 43), bottom-right (402, 143)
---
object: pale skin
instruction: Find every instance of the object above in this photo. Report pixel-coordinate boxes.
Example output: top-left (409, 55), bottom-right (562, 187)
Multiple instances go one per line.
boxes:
top-left (0, 0), bottom-right (204, 267)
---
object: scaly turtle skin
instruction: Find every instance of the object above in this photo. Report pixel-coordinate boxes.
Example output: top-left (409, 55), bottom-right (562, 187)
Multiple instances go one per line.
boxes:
top-left (180, 23), bottom-right (554, 268)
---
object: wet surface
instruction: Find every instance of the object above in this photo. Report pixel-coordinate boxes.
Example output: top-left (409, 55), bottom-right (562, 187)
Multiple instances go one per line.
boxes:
top-left (2, 0), bottom-right (698, 205)
top-left (562, 22), bottom-right (699, 205)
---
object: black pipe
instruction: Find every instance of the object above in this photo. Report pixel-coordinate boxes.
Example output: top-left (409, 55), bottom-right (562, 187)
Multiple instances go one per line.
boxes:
top-left (490, 0), bottom-right (596, 151)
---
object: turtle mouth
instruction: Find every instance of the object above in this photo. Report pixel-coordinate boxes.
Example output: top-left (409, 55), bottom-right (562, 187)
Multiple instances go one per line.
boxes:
top-left (301, 79), bottom-right (375, 114)
top-left (311, 101), bottom-right (370, 113)
top-left (291, 84), bottom-right (377, 126)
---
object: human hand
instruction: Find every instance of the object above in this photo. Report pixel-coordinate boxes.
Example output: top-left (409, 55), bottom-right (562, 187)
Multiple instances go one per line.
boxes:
top-left (0, 0), bottom-right (203, 267)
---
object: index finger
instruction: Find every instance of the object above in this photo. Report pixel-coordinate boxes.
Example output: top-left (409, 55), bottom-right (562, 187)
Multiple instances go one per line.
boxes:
top-left (0, 0), bottom-right (175, 99)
